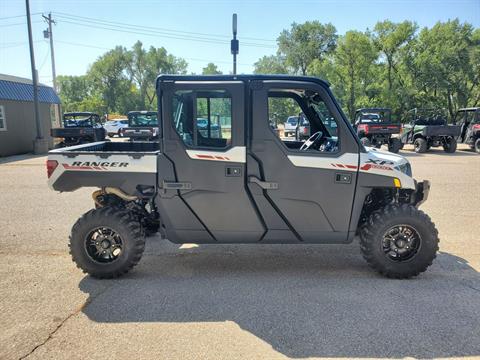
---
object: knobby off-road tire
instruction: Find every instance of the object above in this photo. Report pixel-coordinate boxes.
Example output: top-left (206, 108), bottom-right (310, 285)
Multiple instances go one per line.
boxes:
top-left (388, 138), bottom-right (402, 153)
top-left (69, 207), bottom-right (145, 279)
top-left (475, 138), bottom-right (480, 154)
top-left (360, 204), bottom-right (439, 279)
top-left (414, 138), bottom-right (428, 153)
top-left (360, 137), bottom-right (371, 147)
top-left (443, 137), bottom-right (457, 153)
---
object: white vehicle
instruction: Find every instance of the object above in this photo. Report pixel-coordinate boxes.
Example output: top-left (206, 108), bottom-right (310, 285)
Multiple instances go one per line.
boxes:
top-left (104, 119), bottom-right (129, 137)
top-left (284, 116), bottom-right (299, 137)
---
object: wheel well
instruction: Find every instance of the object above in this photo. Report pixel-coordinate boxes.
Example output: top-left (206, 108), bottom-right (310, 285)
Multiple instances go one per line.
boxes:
top-left (357, 187), bottom-right (415, 232)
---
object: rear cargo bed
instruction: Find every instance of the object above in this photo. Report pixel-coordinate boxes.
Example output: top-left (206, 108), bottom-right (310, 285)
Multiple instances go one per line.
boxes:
top-left (47, 141), bottom-right (159, 193)
top-left (422, 125), bottom-right (461, 137)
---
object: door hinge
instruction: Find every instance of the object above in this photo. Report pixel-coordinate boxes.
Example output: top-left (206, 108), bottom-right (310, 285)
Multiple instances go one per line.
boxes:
top-left (248, 176), bottom-right (279, 190)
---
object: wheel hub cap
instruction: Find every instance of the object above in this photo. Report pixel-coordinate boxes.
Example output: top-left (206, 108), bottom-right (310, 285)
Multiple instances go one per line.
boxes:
top-left (85, 227), bottom-right (123, 263)
top-left (383, 225), bottom-right (421, 261)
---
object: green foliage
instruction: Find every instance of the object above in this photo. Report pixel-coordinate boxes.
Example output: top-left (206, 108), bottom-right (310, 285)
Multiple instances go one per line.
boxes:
top-left (277, 21), bottom-right (337, 75)
top-left (57, 41), bottom-right (188, 116)
top-left (202, 63), bottom-right (222, 75)
top-left (253, 55), bottom-right (288, 74)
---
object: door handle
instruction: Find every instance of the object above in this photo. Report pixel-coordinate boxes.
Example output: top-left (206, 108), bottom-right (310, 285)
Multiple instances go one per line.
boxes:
top-left (248, 176), bottom-right (279, 190)
top-left (335, 173), bottom-right (352, 184)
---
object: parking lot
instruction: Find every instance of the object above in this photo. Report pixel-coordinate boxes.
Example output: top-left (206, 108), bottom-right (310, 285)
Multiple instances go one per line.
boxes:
top-left (0, 144), bottom-right (479, 360)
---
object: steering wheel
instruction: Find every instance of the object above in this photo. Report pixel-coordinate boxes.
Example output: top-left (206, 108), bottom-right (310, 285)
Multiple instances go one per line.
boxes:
top-left (300, 131), bottom-right (323, 151)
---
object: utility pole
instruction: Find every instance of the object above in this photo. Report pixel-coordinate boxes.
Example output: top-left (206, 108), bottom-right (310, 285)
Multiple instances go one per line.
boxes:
top-left (43, 13), bottom-right (57, 92)
top-left (231, 14), bottom-right (239, 75)
top-left (26, 0), bottom-right (47, 154)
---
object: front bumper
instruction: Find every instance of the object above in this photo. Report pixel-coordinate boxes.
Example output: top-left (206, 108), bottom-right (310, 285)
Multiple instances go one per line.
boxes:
top-left (413, 180), bottom-right (430, 208)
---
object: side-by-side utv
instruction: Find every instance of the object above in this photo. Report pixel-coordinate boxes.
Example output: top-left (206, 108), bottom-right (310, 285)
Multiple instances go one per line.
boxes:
top-left (454, 107), bottom-right (480, 154)
top-left (122, 111), bottom-right (159, 141)
top-left (399, 108), bottom-right (461, 153)
top-left (353, 108), bottom-right (402, 153)
top-left (51, 112), bottom-right (106, 148)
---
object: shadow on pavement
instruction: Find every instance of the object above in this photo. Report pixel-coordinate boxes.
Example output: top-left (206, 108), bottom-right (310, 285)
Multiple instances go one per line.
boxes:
top-left (79, 241), bottom-right (480, 359)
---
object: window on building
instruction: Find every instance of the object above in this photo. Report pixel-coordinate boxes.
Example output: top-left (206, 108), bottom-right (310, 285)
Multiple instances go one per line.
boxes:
top-left (172, 90), bottom-right (232, 149)
top-left (0, 105), bottom-right (6, 131)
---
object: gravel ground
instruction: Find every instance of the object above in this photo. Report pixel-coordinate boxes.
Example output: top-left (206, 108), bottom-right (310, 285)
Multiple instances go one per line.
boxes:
top-left (0, 144), bottom-right (479, 360)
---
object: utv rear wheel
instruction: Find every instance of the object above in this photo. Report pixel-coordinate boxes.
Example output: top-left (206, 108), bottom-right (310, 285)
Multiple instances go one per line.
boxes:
top-left (69, 207), bottom-right (145, 278)
top-left (360, 204), bottom-right (439, 279)
top-left (360, 137), bottom-right (371, 147)
top-left (414, 138), bottom-right (428, 153)
top-left (475, 138), bottom-right (480, 154)
top-left (443, 137), bottom-right (457, 153)
top-left (388, 138), bottom-right (402, 153)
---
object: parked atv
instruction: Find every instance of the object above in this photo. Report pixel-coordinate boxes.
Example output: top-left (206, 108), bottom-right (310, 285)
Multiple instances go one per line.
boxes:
top-left (51, 112), bottom-right (106, 148)
top-left (353, 108), bottom-right (402, 153)
top-left (454, 107), bottom-right (480, 154)
top-left (400, 108), bottom-right (461, 153)
top-left (122, 111), bottom-right (159, 141)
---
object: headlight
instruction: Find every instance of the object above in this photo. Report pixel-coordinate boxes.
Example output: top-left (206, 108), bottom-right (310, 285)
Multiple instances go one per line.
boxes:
top-left (395, 162), bottom-right (412, 177)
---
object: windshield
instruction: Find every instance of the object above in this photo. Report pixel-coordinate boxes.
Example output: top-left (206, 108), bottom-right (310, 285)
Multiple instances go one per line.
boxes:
top-left (129, 113), bottom-right (157, 127)
top-left (286, 117), bottom-right (298, 125)
top-left (63, 116), bottom-right (93, 127)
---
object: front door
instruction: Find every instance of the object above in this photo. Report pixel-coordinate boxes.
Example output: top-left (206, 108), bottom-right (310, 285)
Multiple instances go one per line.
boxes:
top-left (159, 81), bottom-right (264, 243)
top-left (248, 80), bottom-right (360, 243)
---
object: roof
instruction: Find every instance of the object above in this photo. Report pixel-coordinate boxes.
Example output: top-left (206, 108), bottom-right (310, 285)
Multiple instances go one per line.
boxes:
top-left (356, 108), bottom-right (391, 112)
top-left (128, 111), bottom-right (157, 115)
top-left (0, 74), bottom-right (60, 104)
top-left (156, 74), bottom-right (331, 88)
top-left (64, 112), bottom-right (98, 116)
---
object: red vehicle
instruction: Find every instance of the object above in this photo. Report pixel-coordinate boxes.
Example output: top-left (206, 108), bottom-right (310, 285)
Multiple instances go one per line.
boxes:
top-left (354, 108), bottom-right (402, 153)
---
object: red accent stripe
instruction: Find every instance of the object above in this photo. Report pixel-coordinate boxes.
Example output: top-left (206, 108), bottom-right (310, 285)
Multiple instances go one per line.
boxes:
top-left (336, 164), bottom-right (345, 168)
top-left (196, 154), bottom-right (215, 159)
top-left (345, 165), bottom-right (358, 169)
top-left (63, 164), bottom-right (92, 170)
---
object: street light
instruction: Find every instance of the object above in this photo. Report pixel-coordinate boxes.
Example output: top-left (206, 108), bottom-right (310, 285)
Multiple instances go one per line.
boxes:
top-left (231, 14), bottom-right (239, 75)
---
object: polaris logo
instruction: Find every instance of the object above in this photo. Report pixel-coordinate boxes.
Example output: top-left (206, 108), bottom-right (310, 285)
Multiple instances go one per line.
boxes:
top-left (71, 161), bottom-right (129, 167)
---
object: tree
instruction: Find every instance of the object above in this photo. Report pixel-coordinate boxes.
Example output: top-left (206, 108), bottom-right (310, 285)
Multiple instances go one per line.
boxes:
top-left (330, 31), bottom-right (378, 119)
top-left (277, 21), bottom-right (337, 75)
top-left (253, 55), bottom-right (288, 74)
top-left (408, 20), bottom-right (479, 117)
top-left (202, 62), bottom-right (222, 75)
top-left (373, 21), bottom-right (417, 90)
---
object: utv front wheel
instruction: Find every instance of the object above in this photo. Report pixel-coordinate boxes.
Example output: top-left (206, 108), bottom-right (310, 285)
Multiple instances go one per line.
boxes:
top-left (414, 138), bottom-right (428, 153)
top-left (69, 207), bottom-right (145, 278)
top-left (360, 204), bottom-right (439, 279)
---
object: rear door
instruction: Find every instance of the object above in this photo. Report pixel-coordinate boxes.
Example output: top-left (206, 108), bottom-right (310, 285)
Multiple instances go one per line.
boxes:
top-left (159, 80), bottom-right (264, 243)
top-left (248, 80), bottom-right (360, 243)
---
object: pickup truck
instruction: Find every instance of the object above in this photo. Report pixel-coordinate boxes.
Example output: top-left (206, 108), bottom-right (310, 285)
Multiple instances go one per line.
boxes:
top-left (47, 75), bottom-right (438, 280)
top-left (122, 111), bottom-right (159, 140)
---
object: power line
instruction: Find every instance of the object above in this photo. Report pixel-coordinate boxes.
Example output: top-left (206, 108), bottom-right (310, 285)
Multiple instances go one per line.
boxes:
top-left (53, 11), bottom-right (276, 43)
top-left (0, 12), bottom-right (41, 21)
top-left (52, 13), bottom-right (276, 48)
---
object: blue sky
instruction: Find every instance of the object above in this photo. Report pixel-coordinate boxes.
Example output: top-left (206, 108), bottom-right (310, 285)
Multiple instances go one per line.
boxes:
top-left (1, 0), bottom-right (479, 86)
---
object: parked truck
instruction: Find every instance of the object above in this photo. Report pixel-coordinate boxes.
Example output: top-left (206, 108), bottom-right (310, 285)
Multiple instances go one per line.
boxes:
top-left (122, 111), bottom-right (159, 141)
top-left (47, 75), bottom-right (438, 279)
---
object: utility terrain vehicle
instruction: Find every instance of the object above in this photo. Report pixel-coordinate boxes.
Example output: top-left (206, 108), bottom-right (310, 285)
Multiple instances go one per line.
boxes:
top-left (400, 108), bottom-right (460, 153)
top-left (47, 75), bottom-right (438, 279)
top-left (353, 108), bottom-right (402, 153)
top-left (51, 112), bottom-right (106, 148)
top-left (454, 107), bottom-right (480, 153)
top-left (123, 111), bottom-right (159, 141)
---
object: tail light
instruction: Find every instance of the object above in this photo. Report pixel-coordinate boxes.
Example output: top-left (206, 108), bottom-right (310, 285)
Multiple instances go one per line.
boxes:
top-left (473, 124), bottom-right (480, 131)
top-left (46, 160), bottom-right (58, 178)
top-left (303, 127), bottom-right (308, 135)
top-left (358, 124), bottom-right (369, 134)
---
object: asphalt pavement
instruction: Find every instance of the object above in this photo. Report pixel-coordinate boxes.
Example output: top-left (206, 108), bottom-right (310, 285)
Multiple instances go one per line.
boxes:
top-left (0, 144), bottom-right (479, 360)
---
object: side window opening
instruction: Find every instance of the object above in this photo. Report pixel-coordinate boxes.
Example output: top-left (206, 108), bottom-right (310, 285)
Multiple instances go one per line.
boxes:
top-left (268, 89), bottom-right (340, 153)
top-left (172, 90), bottom-right (232, 149)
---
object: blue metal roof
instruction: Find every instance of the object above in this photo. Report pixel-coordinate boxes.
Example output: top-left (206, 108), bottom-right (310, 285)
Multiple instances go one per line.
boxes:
top-left (0, 79), bottom-right (61, 104)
